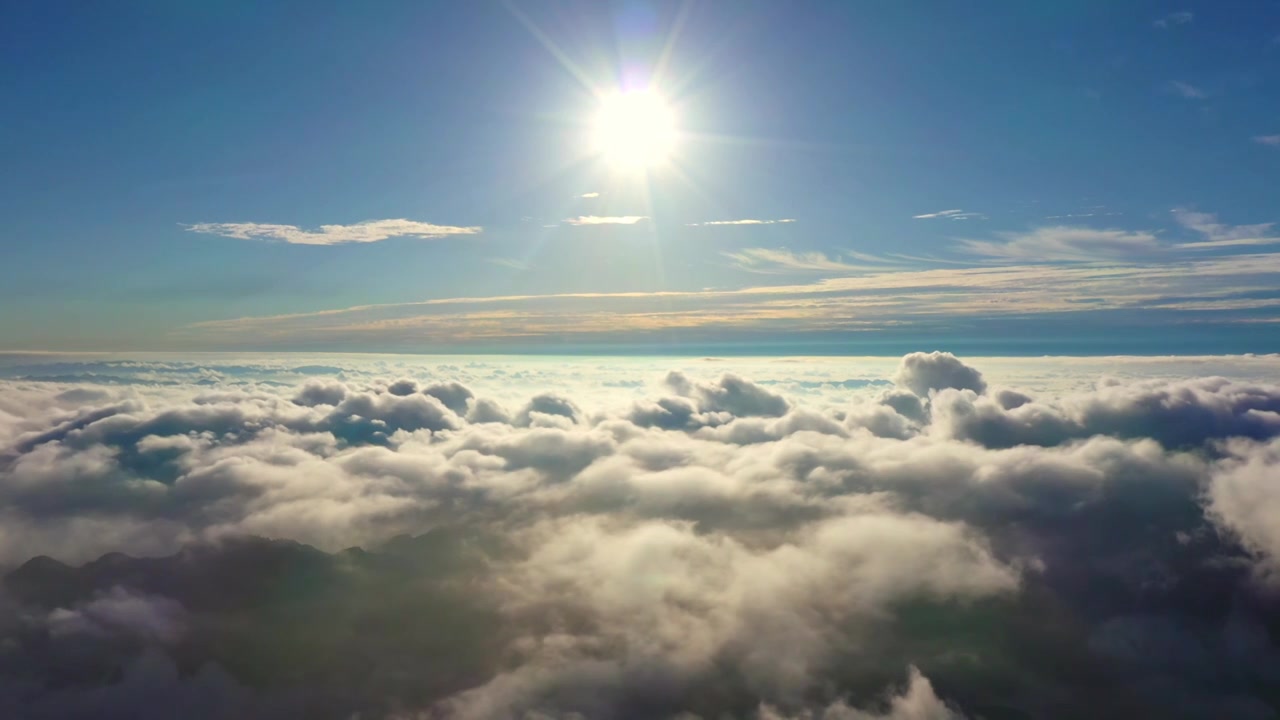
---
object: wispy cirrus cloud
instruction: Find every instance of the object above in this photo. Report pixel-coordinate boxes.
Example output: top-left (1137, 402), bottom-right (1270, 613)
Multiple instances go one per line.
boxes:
top-left (1172, 208), bottom-right (1279, 249)
top-left (563, 215), bottom-right (648, 226)
top-left (1154, 10), bottom-right (1193, 28)
top-left (960, 227), bottom-right (1161, 261)
top-left (178, 247), bottom-right (1280, 347)
top-left (963, 212), bottom-right (1279, 260)
top-left (1168, 81), bottom-right (1207, 99)
top-left (1254, 135), bottom-right (1280, 148)
top-left (164, 209), bottom-right (1280, 348)
top-left (913, 209), bottom-right (986, 220)
top-left (186, 219), bottom-right (481, 246)
top-left (688, 218), bottom-right (797, 227)
top-left (725, 248), bottom-right (896, 274)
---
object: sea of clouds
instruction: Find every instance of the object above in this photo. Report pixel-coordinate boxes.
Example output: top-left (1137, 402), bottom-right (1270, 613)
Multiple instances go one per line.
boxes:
top-left (2, 351), bottom-right (1280, 719)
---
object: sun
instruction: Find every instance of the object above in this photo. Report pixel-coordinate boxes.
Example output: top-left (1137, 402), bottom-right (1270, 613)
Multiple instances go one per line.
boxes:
top-left (590, 89), bottom-right (677, 170)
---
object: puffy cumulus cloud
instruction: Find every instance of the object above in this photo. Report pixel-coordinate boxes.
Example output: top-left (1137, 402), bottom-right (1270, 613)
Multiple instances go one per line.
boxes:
top-left (758, 667), bottom-right (964, 720)
top-left (892, 352), bottom-right (987, 397)
top-left (325, 390), bottom-right (460, 444)
top-left (931, 376), bottom-right (1280, 449)
top-left (2, 353), bottom-right (1280, 717)
top-left (516, 393), bottom-right (583, 428)
top-left (423, 381), bottom-right (475, 416)
top-left (665, 371), bottom-right (791, 417)
top-left (430, 515), bottom-right (1011, 719)
top-left (46, 587), bottom-right (186, 644)
top-left (1207, 437), bottom-right (1280, 577)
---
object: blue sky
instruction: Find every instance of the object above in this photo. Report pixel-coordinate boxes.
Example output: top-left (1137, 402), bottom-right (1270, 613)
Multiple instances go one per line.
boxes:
top-left (4, 0), bottom-right (1280, 354)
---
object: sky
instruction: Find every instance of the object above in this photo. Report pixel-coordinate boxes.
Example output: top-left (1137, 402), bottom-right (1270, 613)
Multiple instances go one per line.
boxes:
top-left (4, 0), bottom-right (1280, 354)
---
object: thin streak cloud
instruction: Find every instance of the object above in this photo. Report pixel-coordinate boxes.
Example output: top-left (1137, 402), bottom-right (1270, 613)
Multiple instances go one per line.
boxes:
top-left (1154, 10), bottom-right (1193, 28)
top-left (960, 227), bottom-right (1161, 261)
top-left (176, 247), bottom-right (1280, 347)
top-left (726, 248), bottom-right (899, 274)
top-left (1171, 208), bottom-right (1280, 249)
top-left (563, 215), bottom-right (648, 225)
top-left (186, 219), bottom-right (481, 246)
top-left (913, 209), bottom-right (986, 220)
top-left (688, 218), bottom-right (797, 226)
top-left (1169, 81), bottom-right (1208, 99)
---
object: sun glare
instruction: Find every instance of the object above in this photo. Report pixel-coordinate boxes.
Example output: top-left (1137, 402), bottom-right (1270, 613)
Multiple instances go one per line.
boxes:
top-left (590, 89), bottom-right (677, 170)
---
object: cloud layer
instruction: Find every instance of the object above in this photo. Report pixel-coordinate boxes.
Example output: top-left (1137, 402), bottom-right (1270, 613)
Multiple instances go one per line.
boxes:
top-left (3, 352), bottom-right (1280, 717)
top-left (169, 207), bottom-right (1280, 349)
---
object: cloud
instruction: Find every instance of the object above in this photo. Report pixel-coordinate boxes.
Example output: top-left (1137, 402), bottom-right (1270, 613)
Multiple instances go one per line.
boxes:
top-left (726, 248), bottom-right (897, 274)
top-left (1, 354), bottom-right (1280, 716)
top-left (1168, 81), bottom-right (1208, 99)
top-left (959, 226), bottom-right (1161, 261)
top-left (580, 192), bottom-right (601, 198)
top-left (688, 218), bottom-right (798, 226)
top-left (47, 587), bottom-right (186, 644)
top-left (185, 219), bottom-right (482, 245)
top-left (759, 667), bottom-right (965, 720)
top-left (893, 351), bottom-right (988, 396)
top-left (1154, 10), bottom-right (1193, 28)
top-left (1207, 437), bottom-right (1280, 577)
top-left (912, 209), bottom-right (986, 220)
top-left (173, 242), bottom-right (1280, 347)
top-left (1254, 135), bottom-right (1280, 148)
top-left (664, 370), bottom-right (791, 417)
top-left (1172, 208), bottom-right (1279, 249)
top-left (562, 215), bottom-right (648, 225)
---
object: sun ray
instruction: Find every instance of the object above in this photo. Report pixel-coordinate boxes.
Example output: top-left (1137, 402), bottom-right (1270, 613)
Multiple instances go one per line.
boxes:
top-left (501, 0), bottom-right (598, 92)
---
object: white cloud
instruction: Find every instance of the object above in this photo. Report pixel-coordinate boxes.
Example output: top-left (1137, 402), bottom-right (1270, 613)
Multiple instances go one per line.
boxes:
top-left (1254, 135), bottom-right (1280, 148)
top-left (1154, 11), bottom-right (1193, 28)
top-left (1169, 81), bottom-right (1207, 99)
top-left (1172, 208), bottom-right (1279, 249)
top-left (760, 667), bottom-right (966, 720)
top-left (185, 219), bottom-right (481, 245)
top-left (726, 248), bottom-right (897, 274)
top-left (2, 353), bottom-right (1280, 716)
top-left (580, 192), bottom-right (601, 198)
top-left (959, 226), bottom-right (1161, 261)
top-left (5, 354), bottom-right (1280, 716)
top-left (173, 247), bottom-right (1280, 346)
top-left (562, 215), bottom-right (648, 225)
top-left (893, 351), bottom-right (987, 396)
top-left (912, 209), bottom-right (986, 220)
top-left (688, 218), bottom-right (798, 226)
top-left (1208, 438), bottom-right (1280, 578)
